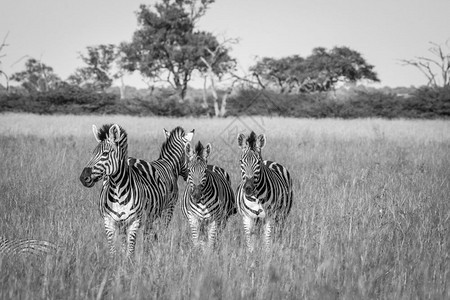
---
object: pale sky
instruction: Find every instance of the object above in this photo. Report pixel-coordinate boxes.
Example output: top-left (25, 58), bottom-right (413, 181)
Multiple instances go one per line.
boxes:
top-left (1, 0), bottom-right (449, 89)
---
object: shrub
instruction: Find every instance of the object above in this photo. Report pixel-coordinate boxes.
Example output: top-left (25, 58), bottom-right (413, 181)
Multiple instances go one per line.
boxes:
top-left (0, 85), bottom-right (449, 119)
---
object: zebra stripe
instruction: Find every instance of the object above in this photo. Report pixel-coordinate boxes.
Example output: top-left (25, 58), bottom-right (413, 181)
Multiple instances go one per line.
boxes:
top-left (236, 132), bottom-right (293, 252)
top-left (0, 236), bottom-right (57, 257)
top-left (150, 127), bottom-right (195, 226)
top-left (80, 124), bottom-right (193, 261)
top-left (182, 141), bottom-right (236, 250)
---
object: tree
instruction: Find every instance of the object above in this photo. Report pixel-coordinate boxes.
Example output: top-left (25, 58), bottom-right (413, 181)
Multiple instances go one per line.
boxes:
top-left (401, 40), bottom-right (450, 88)
top-left (0, 32), bottom-right (10, 91)
top-left (68, 44), bottom-right (118, 92)
top-left (250, 55), bottom-right (305, 93)
top-left (250, 46), bottom-right (379, 93)
top-left (199, 37), bottom-right (237, 117)
top-left (121, 0), bottom-right (230, 101)
top-left (10, 58), bottom-right (61, 93)
top-left (302, 46), bottom-right (379, 91)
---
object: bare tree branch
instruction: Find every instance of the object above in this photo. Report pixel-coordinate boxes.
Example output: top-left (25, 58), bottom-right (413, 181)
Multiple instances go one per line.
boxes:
top-left (401, 39), bottom-right (450, 87)
top-left (227, 72), bottom-right (264, 89)
top-left (10, 55), bottom-right (30, 67)
top-left (0, 70), bottom-right (9, 91)
top-left (0, 31), bottom-right (9, 55)
top-left (401, 59), bottom-right (437, 86)
top-left (0, 32), bottom-right (10, 91)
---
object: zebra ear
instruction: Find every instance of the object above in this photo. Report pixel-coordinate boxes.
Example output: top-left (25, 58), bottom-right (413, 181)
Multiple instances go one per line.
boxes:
top-left (92, 125), bottom-right (101, 142)
top-left (257, 134), bottom-right (266, 150)
top-left (237, 133), bottom-right (246, 149)
top-left (163, 129), bottom-right (170, 140)
top-left (185, 142), bottom-right (193, 158)
top-left (203, 143), bottom-right (211, 160)
top-left (185, 129), bottom-right (194, 142)
top-left (108, 124), bottom-right (121, 143)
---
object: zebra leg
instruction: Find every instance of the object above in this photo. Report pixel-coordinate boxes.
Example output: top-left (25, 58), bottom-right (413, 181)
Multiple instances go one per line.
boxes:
top-left (188, 215), bottom-right (201, 249)
top-left (263, 219), bottom-right (273, 252)
top-left (104, 216), bottom-right (118, 257)
top-left (243, 216), bottom-right (256, 253)
top-left (206, 220), bottom-right (218, 251)
top-left (162, 204), bottom-right (175, 228)
top-left (126, 218), bottom-right (141, 263)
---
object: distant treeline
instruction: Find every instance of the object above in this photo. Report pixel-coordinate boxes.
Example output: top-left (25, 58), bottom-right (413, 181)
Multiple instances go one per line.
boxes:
top-left (0, 85), bottom-right (449, 119)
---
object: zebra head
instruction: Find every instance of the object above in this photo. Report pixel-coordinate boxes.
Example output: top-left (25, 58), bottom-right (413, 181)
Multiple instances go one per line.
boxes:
top-left (161, 127), bottom-right (194, 181)
top-left (80, 124), bottom-right (127, 188)
top-left (185, 141), bottom-right (211, 203)
top-left (237, 131), bottom-right (266, 197)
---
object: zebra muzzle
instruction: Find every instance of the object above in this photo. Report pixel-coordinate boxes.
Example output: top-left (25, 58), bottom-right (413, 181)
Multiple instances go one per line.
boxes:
top-left (191, 185), bottom-right (203, 203)
top-left (244, 178), bottom-right (255, 196)
top-left (80, 167), bottom-right (95, 187)
top-left (249, 207), bottom-right (265, 218)
top-left (192, 193), bottom-right (203, 204)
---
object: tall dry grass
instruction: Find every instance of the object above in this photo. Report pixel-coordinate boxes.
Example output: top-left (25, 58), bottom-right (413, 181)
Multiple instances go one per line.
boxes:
top-left (0, 113), bottom-right (449, 299)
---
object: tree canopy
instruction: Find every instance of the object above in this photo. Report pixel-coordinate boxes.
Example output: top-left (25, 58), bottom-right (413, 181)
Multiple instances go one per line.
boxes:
top-left (10, 58), bottom-right (61, 93)
top-left (120, 0), bottom-right (234, 100)
top-left (68, 44), bottom-right (118, 91)
top-left (250, 46), bottom-right (379, 93)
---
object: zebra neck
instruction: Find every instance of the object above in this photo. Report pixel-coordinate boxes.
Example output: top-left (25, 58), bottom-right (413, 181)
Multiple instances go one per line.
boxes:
top-left (254, 163), bottom-right (269, 189)
top-left (105, 168), bottom-right (132, 206)
top-left (198, 174), bottom-right (212, 193)
top-left (158, 155), bottom-right (182, 176)
top-left (108, 161), bottom-right (130, 189)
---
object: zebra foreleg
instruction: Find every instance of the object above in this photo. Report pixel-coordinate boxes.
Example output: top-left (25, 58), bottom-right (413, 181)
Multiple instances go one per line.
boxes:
top-left (263, 219), bottom-right (273, 252)
top-left (161, 204), bottom-right (175, 228)
top-left (125, 219), bottom-right (141, 263)
top-left (104, 217), bottom-right (119, 258)
top-left (243, 216), bottom-right (256, 253)
top-left (206, 220), bottom-right (218, 251)
top-left (188, 215), bottom-right (201, 249)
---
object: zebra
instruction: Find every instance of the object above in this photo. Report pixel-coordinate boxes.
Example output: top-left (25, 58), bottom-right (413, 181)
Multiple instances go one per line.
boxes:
top-left (182, 141), bottom-right (236, 251)
top-left (0, 236), bottom-right (57, 257)
top-left (79, 124), bottom-right (193, 261)
top-left (153, 126), bottom-right (196, 226)
top-left (236, 131), bottom-right (293, 252)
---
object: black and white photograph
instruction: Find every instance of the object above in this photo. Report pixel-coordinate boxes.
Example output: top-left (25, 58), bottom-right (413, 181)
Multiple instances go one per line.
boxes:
top-left (0, 0), bottom-right (449, 299)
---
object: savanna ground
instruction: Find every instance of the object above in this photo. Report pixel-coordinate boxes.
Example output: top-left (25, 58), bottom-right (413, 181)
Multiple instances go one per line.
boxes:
top-left (0, 113), bottom-right (449, 299)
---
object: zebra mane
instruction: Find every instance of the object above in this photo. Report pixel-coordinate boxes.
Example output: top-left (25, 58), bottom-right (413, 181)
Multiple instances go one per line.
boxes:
top-left (160, 126), bottom-right (186, 157)
top-left (246, 131), bottom-right (258, 150)
top-left (194, 141), bottom-right (205, 158)
top-left (96, 124), bottom-right (127, 141)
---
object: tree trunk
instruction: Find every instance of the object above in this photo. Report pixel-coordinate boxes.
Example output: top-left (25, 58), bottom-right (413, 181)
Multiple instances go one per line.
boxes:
top-left (209, 77), bottom-right (220, 117)
top-left (202, 76), bottom-right (208, 109)
top-left (219, 87), bottom-right (232, 117)
top-left (177, 84), bottom-right (188, 102)
top-left (119, 76), bottom-right (125, 100)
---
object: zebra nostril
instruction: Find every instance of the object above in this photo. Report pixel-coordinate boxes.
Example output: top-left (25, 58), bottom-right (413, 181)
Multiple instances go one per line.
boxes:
top-left (80, 167), bottom-right (93, 185)
top-left (245, 187), bottom-right (253, 195)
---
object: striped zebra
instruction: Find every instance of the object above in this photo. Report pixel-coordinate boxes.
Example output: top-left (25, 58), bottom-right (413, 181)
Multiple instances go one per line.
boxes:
top-left (79, 124), bottom-right (193, 261)
top-left (236, 132), bottom-right (293, 252)
top-left (0, 236), bottom-right (57, 257)
top-left (182, 141), bottom-right (236, 251)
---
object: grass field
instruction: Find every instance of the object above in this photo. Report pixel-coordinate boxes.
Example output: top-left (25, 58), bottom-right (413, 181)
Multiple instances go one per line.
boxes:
top-left (1, 113), bottom-right (449, 299)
